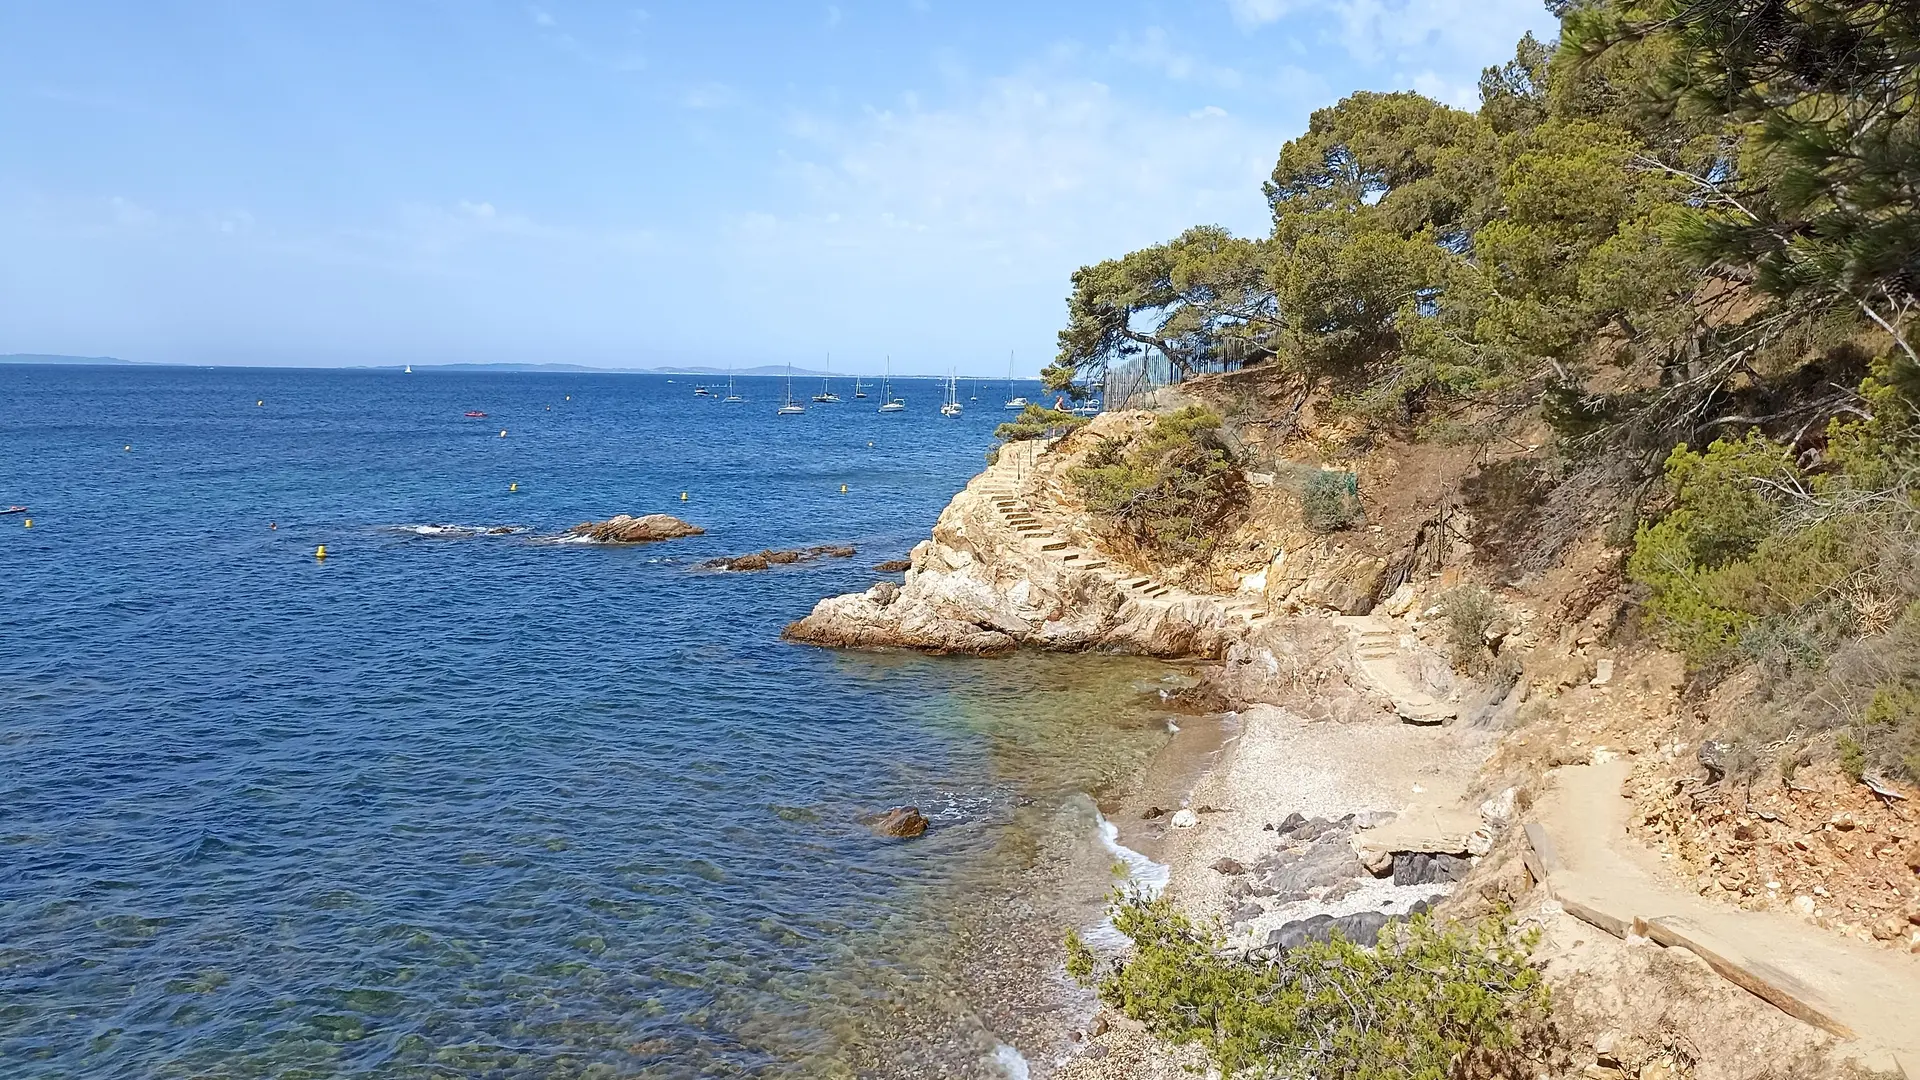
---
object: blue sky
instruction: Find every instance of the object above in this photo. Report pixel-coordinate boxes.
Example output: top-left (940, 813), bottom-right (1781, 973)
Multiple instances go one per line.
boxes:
top-left (0, 0), bottom-right (1558, 374)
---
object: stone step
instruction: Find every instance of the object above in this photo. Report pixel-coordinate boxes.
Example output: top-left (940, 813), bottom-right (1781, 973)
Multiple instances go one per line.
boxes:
top-left (1039, 540), bottom-right (1069, 551)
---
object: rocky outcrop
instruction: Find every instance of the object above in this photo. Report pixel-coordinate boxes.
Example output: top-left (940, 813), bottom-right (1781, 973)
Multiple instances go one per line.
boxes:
top-left (567, 514), bottom-right (704, 544)
top-left (864, 807), bottom-right (929, 838)
top-left (782, 431), bottom-right (1263, 658)
top-left (872, 559), bottom-right (912, 573)
top-left (701, 545), bottom-right (856, 571)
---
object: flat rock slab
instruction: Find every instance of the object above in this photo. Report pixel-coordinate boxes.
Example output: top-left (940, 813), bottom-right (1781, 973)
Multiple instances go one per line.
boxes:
top-left (1353, 806), bottom-right (1483, 859)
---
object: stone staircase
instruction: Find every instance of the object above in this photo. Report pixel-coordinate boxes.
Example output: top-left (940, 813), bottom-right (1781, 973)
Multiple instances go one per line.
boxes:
top-left (1339, 616), bottom-right (1456, 724)
top-left (974, 441), bottom-right (1269, 628)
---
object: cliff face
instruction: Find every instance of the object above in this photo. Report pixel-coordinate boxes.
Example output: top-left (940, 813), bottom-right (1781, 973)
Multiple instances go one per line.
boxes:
top-left (783, 411), bottom-right (1421, 658)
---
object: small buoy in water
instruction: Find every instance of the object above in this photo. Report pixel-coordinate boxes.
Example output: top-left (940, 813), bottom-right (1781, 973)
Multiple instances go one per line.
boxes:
top-left (256, 400), bottom-right (263, 406)
top-left (499, 429), bottom-right (507, 438)
top-left (269, 522), bottom-right (277, 530)
top-left (124, 445), bottom-right (131, 451)
top-left (565, 395), bottom-right (571, 401)
top-left (509, 482), bottom-right (518, 492)
top-left (839, 484), bottom-right (848, 494)
top-left (867, 441), bottom-right (874, 448)
top-left (680, 491), bottom-right (689, 501)
top-left (546, 405), bottom-right (551, 411)
top-left (315, 544), bottom-right (328, 560)
top-left (23, 518), bottom-right (31, 529)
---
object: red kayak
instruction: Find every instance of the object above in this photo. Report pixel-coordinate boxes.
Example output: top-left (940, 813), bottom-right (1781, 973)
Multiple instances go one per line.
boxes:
top-left (464, 411), bottom-right (487, 418)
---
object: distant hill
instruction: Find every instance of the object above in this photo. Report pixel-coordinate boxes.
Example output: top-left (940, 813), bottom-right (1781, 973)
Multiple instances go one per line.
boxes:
top-left (0, 353), bottom-right (135, 365)
top-left (411, 362), bottom-right (830, 376)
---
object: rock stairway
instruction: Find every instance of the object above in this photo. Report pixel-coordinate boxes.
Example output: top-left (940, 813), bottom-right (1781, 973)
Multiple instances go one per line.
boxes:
top-left (973, 443), bottom-right (1268, 628)
top-left (1336, 616), bottom-right (1456, 724)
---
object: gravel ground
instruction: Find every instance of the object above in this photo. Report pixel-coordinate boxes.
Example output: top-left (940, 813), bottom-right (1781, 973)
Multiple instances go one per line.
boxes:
top-left (1050, 703), bottom-right (1500, 1079)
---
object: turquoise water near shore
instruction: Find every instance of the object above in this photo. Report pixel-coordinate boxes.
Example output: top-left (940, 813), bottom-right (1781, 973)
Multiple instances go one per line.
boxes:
top-left (0, 366), bottom-right (1174, 1078)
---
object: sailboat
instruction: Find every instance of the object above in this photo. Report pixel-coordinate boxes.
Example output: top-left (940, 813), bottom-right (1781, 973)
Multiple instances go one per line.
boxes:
top-left (404, 364), bottom-right (412, 374)
top-left (940, 372), bottom-right (964, 417)
top-left (723, 366), bottom-right (744, 403)
top-left (1003, 352), bottom-right (1028, 411)
top-left (812, 354), bottom-right (841, 403)
top-left (877, 356), bottom-right (905, 412)
top-left (969, 380), bottom-right (977, 401)
top-left (853, 375), bottom-right (867, 399)
top-left (778, 364), bottom-right (807, 414)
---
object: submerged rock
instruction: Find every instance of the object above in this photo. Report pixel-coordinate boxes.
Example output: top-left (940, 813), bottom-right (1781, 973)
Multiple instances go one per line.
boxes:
top-left (702, 545), bottom-right (857, 572)
top-left (865, 806), bottom-right (929, 839)
top-left (567, 514), bottom-right (704, 544)
top-left (873, 559), bottom-right (912, 572)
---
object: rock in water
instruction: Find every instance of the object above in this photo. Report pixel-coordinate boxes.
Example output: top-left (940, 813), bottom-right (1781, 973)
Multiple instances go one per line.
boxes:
top-left (873, 559), bottom-right (912, 572)
top-left (568, 514), bottom-right (704, 544)
top-left (702, 545), bottom-right (859, 572)
top-left (865, 807), bottom-right (928, 838)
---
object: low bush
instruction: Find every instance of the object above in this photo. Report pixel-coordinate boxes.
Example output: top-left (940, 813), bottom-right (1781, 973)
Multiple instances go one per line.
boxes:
top-left (1068, 406), bottom-right (1248, 566)
top-left (1300, 469), bottom-right (1364, 533)
top-left (1629, 355), bottom-right (1920, 781)
top-left (1439, 585), bottom-right (1503, 674)
top-left (1068, 896), bottom-right (1549, 1080)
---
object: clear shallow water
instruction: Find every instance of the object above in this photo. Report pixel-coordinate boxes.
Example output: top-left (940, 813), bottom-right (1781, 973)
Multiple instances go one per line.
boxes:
top-left (0, 366), bottom-right (1174, 1078)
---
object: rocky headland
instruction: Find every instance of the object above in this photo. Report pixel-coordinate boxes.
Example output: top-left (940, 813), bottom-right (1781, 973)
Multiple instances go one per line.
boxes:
top-left (785, 379), bottom-right (1920, 1079)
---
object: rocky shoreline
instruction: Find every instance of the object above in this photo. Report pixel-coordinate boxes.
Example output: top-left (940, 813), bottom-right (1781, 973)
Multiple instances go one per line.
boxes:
top-left (790, 410), bottom-right (1915, 1079)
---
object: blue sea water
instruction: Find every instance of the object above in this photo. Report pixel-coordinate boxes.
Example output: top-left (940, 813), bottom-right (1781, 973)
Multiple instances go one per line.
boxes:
top-left (0, 366), bottom-right (1176, 1079)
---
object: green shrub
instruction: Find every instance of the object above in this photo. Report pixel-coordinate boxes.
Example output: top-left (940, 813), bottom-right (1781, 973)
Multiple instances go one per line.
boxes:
top-left (1068, 406), bottom-right (1248, 565)
top-left (993, 404), bottom-right (1088, 444)
top-left (1069, 896), bottom-right (1549, 1080)
top-left (1439, 585), bottom-right (1503, 673)
top-left (1300, 469), bottom-right (1364, 533)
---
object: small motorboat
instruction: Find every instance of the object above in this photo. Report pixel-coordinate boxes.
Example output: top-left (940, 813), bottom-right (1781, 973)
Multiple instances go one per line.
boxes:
top-left (2, 506), bottom-right (26, 515)
top-left (464, 410), bottom-right (488, 418)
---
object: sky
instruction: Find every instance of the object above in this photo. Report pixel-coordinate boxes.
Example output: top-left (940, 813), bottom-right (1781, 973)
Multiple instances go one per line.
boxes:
top-left (0, 0), bottom-right (1560, 375)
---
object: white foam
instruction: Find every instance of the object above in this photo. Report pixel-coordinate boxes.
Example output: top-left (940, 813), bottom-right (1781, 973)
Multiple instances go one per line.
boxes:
top-left (390, 524), bottom-right (521, 538)
top-left (1084, 811), bottom-right (1171, 948)
top-left (1095, 811), bottom-right (1169, 899)
top-left (989, 1041), bottom-right (1030, 1080)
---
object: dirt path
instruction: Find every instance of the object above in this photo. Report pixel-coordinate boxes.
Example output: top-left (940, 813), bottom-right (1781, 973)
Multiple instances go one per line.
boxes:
top-left (1532, 759), bottom-right (1920, 1075)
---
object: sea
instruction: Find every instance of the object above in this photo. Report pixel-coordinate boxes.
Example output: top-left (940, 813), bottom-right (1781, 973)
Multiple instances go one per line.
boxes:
top-left (0, 365), bottom-right (1182, 1079)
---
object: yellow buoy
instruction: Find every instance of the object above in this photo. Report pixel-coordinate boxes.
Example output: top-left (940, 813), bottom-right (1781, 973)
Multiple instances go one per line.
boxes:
top-left (509, 482), bottom-right (518, 492)
top-left (839, 484), bottom-right (848, 494)
top-left (23, 518), bottom-right (31, 528)
top-left (680, 491), bottom-right (689, 501)
top-left (315, 544), bottom-right (328, 560)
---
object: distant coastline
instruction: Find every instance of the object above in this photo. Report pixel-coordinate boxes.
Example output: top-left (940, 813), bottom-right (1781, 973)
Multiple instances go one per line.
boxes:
top-left (0, 355), bottom-right (1002, 379)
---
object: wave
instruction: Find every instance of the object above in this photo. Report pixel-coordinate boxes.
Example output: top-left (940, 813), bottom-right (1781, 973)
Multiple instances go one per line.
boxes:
top-left (988, 1041), bottom-right (1031, 1080)
top-left (385, 524), bottom-right (524, 538)
top-left (1082, 809), bottom-right (1171, 948)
